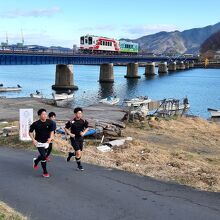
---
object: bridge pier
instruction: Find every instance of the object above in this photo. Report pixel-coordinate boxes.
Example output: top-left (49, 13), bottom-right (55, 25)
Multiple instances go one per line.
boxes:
top-left (125, 63), bottom-right (140, 78)
top-left (158, 62), bottom-right (168, 74)
top-left (176, 61), bottom-right (185, 70)
top-left (185, 61), bottom-right (190, 69)
top-left (145, 62), bottom-right (156, 76)
top-left (189, 61), bottom-right (194, 68)
top-left (52, 64), bottom-right (78, 92)
top-left (168, 62), bottom-right (177, 71)
top-left (99, 63), bottom-right (114, 83)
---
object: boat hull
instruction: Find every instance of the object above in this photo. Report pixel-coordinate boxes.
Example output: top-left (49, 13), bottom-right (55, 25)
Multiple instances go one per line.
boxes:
top-left (52, 93), bottom-right (74, 101)
top-left (0, 87), bottom-right (22, 92)
top-left (208, 108), bottom-right (220, 117)
top-left (125, 98), bottom-right (152, 107)
top-left (99, 98), bottom-right (120, 105)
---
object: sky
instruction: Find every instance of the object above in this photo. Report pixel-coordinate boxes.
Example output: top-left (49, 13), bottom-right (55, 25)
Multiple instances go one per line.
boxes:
top-left (0, 0), bottom-right (220, 47)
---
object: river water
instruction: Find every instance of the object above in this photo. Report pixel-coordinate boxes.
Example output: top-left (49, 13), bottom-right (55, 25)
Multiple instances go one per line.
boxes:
top-left (0, 65), bottom-right (219, 118)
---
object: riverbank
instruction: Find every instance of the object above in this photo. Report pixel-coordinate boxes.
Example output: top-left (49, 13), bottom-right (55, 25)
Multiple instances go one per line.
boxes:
top-left (55, 116), bottom-right (220, 192)
top-left (0, 201), bottom-right (28, 220)
top-left (0, 98), bottom-right (220, 192)
top-left (0, 97), bottom-right (125, 121)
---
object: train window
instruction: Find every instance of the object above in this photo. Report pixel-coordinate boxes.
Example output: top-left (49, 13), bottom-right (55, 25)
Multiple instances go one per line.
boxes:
top-left (110, 42), bottom-right (112, 46)
top-left (89, 37), bottom-right (92, 45)
top-left (80, 37), bottom-right (84, 44)
top-left (85, 39), bottom-right (88, 44)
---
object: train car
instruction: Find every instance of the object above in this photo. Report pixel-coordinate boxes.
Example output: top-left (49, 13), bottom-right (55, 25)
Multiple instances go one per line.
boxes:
top-left (80, 35), bottom-right (139, 54)
top-left (80, 35), bottom-right (120, 53)
top-left (119, 41), bottom-right (138, 54)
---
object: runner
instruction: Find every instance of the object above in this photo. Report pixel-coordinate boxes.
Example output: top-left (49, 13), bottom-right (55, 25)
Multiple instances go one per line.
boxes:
top-left (46, 112), bottom-right (57, 161)
top-left (65, 107), bottom-right (89, 171)
top-left (29, 108), bottom-right (54, 177)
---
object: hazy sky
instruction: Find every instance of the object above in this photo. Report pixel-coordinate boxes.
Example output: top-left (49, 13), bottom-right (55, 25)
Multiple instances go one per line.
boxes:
top-left (0, 0), bottom-right (220, 47)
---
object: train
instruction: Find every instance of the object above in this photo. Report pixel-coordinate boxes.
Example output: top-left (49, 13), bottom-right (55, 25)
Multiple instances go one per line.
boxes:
top-left (80, 35), bottom-right (138, 54)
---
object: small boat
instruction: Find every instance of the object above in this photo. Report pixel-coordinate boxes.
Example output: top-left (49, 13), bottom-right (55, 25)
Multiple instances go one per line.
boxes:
top-left (84, 129), bottom-right (97, 137)
top-left (52, 93), bottom-right (74, 101)
top-left (124, 96), bottom-right (151, 107)
top-left (0, 83), bottom-right (3, 87)
top-left (99, 96), bottom-right (120, 105)
top-left (207, 108), bottom-right (220, 117)
top-left (30, 90), bottom-right (43, 99)
top-left (0, 84), bottom-right (22, 92)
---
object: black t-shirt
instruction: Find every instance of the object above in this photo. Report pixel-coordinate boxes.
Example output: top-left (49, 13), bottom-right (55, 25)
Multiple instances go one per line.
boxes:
top-left (65, 118), bottom-right (88, 138)
top-left (29, 119), bottom-right (53, 143)
top-left (51, 120), bottom-right (57, 132)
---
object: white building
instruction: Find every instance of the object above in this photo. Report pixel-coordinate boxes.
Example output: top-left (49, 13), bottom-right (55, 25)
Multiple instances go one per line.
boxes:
top-left (214, 50), bottom-right (220, 60)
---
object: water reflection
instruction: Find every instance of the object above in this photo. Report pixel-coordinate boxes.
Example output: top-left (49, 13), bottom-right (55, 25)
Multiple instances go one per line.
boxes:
top-left (124, 78), bottom-right (139, 96)
top-left (98, 83), bottom-right (114, 99)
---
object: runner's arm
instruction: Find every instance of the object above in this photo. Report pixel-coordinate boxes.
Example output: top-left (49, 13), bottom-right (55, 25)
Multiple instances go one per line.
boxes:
top-left (64, 121), bottom-right (75, 138)
top-left (80, 120), bottom-right (89, 136)
top-left (29, 132), bottom-right (37, 146)
top-left (29, 122), bottom-right (37, 145)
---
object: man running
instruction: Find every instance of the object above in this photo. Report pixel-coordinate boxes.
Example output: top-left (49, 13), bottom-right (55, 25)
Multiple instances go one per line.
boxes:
top-left (45, 112), bottom-right (57, 161)
top-left (65, 107), bottom-right (89, 171)
top-left (29, 109), bottom-right (54, 178)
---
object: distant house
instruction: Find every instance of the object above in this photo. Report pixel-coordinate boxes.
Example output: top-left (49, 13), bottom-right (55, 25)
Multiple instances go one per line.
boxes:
top-left (183, 53), bottom-right (194, 58)
top-left (214, 50), bottom-right (220, 60)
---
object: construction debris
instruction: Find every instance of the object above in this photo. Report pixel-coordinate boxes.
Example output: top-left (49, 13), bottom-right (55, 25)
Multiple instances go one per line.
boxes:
top-left (97, 137), bottom-right (133, 152)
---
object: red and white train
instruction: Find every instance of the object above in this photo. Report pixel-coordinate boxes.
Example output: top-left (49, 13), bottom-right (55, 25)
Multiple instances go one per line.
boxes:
top-left (80, 35), bottom-right (138, 54)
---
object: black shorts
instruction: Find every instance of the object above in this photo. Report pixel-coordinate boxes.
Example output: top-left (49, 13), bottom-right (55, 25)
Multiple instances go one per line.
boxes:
top-left (70, 137), bottom-right (84, 151)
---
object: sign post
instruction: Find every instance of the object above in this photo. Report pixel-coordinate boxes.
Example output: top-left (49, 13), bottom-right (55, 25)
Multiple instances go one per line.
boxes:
top-left (19, 109), bottom-right (33, 141)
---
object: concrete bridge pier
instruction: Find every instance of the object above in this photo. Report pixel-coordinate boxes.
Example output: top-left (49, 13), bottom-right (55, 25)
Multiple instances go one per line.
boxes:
top-left (189, 61), bottom-right (194, 68)
top-left (99, 63), bottom-right (114, 83)
top-left (185, 61), bottom-right (190, 69)
top-left (125, 63), bottom-right (140, 78)
top-left (158, 62), bottom-right (168, 74)
top-left (52, 64), bottom-right (78, 92)
top-left (176, 61), bottom-right (185, 70)
top-left (168, 62), bottom-right (177, 71)
top-left (145, 62), bottom-right (156, 76)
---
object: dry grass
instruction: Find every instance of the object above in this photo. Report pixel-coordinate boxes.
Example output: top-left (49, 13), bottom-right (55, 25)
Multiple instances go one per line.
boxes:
top-left (1, 117), bottom-right (220, 192)
top-left (0, 201), bottom-right (28, 220)
top-left (53, 116), bottom-right (220, 192)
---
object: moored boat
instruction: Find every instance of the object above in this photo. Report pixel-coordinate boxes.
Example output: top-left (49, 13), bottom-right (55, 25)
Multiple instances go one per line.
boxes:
top-left (207, 108), bottom-right (220, 117)
top-left (99, 96), bottom-right (120, 105)
top-left (0, 84), bottom-right (22, 92)
top-left (30, 90), bottom-right (43, 99)
top-left (52, 92), bottom-right (74, 101)
top-left (124, 96), bottom-right (151, 107)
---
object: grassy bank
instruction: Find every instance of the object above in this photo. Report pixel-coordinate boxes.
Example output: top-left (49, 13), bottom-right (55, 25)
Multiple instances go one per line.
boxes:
top-left (1, 116), bottom-right (220, 192)
top-left (0, 201), bottom-right (28, 220)
top-left (51, 116), bottom-right (220, 192)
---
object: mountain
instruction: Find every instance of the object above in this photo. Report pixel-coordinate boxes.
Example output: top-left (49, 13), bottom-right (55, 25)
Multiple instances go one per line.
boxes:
top-left (122, 22), bottom-right (220, 54)
top-left (200, 30), bottom-right (220, 53)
